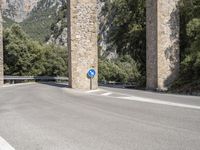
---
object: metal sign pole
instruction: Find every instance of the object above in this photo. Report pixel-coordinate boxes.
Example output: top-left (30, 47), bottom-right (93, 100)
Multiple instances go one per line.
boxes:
top-left (90, 78), bottom-right (92, 90)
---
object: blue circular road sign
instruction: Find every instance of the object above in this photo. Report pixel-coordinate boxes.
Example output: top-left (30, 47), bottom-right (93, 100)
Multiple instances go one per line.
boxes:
top-left (87, 69), bottom-right (96, 78)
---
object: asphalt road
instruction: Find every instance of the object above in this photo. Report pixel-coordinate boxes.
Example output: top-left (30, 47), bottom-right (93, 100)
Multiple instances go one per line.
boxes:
top-left (0, 83), bottom-right (200, 150)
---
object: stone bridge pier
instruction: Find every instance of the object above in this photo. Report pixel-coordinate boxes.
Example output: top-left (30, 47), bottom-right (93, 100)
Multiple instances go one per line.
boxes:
top-left (146, 0), bottom-right (180, 90)
top-left (0, 0), bottom-right (180, 91)
top-left (0, 6), bottom-right (3, 85)
top-left (67, 0), bottom-right (98, 90)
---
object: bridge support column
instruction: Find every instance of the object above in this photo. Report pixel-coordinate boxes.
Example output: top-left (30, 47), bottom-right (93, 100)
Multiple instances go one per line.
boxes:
top-left (67, 0), bottom-right (98, 90)
top-left (0, 7), bottom-right (3, 85)
top-left (146, 0), bottom-right (180, 91)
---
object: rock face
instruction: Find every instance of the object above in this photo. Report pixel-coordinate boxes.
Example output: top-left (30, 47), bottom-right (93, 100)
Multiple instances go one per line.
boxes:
top-left (97, 0), bottom-right (117, 59)
top-left (1, 0), bottom-right (65, 22)
top-left (48, 26), bottom-right (68, 47)
top-left (2, 0), bottom-right (39, 22)
top-left (97, 0), bottom-right (108, 54)
top-left (146, 0), bottom-right (180, 90)
top-left (47, 17), bottom-right (68, 47)
top-left (32, 0), bottom-right (65, 12)
top-left (68, 0), bottom-right (98, 90)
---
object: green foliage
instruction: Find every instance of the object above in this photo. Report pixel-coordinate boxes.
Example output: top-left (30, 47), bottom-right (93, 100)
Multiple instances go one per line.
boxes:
top-left (3, 24), bottom-right (68, 76)
top-left (39, 44), bottom-right (68, 76)
top-left (17, 0), bottom-right (65, 42)
top-left (2, 16), bottom-right (16, 28)
top-left (180, 0), bottom-right (200, 80)
top-left (98, 0), bottom-right (146, 86)
top-left (171, 0), bottom-right (200, 93)
top-left (3, 1), bottom-right (67, 42)
top-left (187, 18), bottom-right (200, 39)
top-left (99, 55), bottom-right (141, 84)
top-left (179, 0), bottom-right (200, 58)
top-left (180, 23), bottom-right (200, 82)
top-left (102, 0), bottom-right (146, 70)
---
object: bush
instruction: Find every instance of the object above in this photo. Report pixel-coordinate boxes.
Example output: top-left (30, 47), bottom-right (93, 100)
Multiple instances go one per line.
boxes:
top-left (4, 24), bottom-right (68, 76)
top-left (169, 0), bottom-right (200, 93)
top-left (99, 55), bottom-right (142, 84)
top-left (178, 18), bottom-right (200, 82)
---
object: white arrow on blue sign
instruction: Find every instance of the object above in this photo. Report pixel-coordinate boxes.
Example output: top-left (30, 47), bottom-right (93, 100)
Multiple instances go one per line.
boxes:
top-left (87, 69), bottom-right (96, 78)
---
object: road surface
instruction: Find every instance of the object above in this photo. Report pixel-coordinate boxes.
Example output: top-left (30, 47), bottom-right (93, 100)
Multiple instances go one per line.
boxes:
top-left (0, 83), bottom-right (200, 150)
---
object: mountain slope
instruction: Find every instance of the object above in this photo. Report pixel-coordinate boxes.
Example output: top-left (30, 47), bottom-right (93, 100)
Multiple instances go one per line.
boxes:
top-left (2, 0), bottom-right (39, 22)
top-left (47, 3), bottom-right (67, 46)
top-left (2, 0), bottom-right (113, 57)
top-left (20, 0), bottom-right (66, 42)
top-left (2, 0), bottom-right (66, 42)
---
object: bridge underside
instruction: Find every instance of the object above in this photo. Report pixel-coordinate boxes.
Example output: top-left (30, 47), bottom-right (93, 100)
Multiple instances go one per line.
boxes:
top-left (0, 0), bottom-right (180, 91)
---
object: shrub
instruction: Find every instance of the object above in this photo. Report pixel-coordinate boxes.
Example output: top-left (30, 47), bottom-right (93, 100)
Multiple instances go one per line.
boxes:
top-left (4, 24), bottom-right (68, 76)
top-left (99, 55), bottom-right (141, 84)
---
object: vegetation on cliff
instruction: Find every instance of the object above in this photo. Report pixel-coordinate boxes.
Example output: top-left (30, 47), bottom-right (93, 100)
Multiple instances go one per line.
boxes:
top-left (3, 24), bottom-right (68, 76)
top-left (170, 0), bottom-right (200, 94)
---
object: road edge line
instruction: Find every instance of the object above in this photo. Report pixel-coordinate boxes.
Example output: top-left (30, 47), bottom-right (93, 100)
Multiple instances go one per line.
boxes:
top-left (0, 136), bottom-right (15, 150)
top-left (117, 96), bottom-right (200, 110)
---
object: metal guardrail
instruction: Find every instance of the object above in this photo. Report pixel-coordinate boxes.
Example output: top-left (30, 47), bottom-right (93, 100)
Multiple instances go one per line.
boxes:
top-left (4, 76), bottom-right (68, 83)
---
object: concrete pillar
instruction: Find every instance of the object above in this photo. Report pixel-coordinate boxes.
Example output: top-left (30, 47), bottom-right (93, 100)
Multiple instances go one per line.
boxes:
top-left (67, 0), bottom-right (98, 90)
top-left (0, 3), bottom-right (3, 85)
top-left (146, 0), bottom-right (180, 91)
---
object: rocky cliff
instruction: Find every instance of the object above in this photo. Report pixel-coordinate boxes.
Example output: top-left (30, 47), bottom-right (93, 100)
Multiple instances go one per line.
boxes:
top-left (2, 0), bottom-right (117, 58)
top-left (2, 0), bottom-right (39, 22)
top-left (2, 0), bottom-right (64, 22)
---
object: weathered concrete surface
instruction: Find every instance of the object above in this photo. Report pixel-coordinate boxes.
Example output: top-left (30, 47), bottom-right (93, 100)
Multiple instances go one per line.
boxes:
top-left (0, 4), bottom-right (3, 85)
top-left (68, 0), bottom-right (98, 90)
top-left (146, 0), bottom-right (180, 91)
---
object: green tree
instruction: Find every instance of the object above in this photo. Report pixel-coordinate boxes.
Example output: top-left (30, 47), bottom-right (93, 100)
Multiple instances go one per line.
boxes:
top-left (102, 0), bottom-right (146, 70)
top-left (3, 24), bottom-right (68, 76)
top-left (171, 0), bottom-right (200, 93)
top-left (98, 0), bottom-right (146, 87)
top-left (99, 55), bottom-right (141, 84)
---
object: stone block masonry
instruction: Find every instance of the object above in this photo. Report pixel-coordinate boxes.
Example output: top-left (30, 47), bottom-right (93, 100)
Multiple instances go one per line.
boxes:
top-left (146, 0), bottom-right (180, 90)
top-left (67, 0), bottom-right (98, 90)
top-left (0, 5), bottom-right (3, 85)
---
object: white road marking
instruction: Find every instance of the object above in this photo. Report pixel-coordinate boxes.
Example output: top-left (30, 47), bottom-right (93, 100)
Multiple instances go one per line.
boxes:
top-left (117, 96), bottom-right (200, 110)
top-left (0, 136), bottom-right (15, 150)
top-left (101, 92), bottom-right (112, 96)
top-left (2, 82), bottom-right (35, 88)
top-left (86, 89), bottom-right (101, 93)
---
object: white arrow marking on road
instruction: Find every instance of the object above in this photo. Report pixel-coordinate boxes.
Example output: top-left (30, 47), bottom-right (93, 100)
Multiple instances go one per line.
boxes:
top-left (117, 96), bottom-right (200, 110)
top-left (0, 137), bottom-right (15, 150)
top-left (101, 92), bottom-right (112, 96)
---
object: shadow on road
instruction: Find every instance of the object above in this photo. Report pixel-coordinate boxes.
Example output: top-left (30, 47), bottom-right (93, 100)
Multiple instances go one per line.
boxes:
top-left (39, 82), bottom-right (69, 88)
top-left (99, 83), bottom-right (145, 90)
